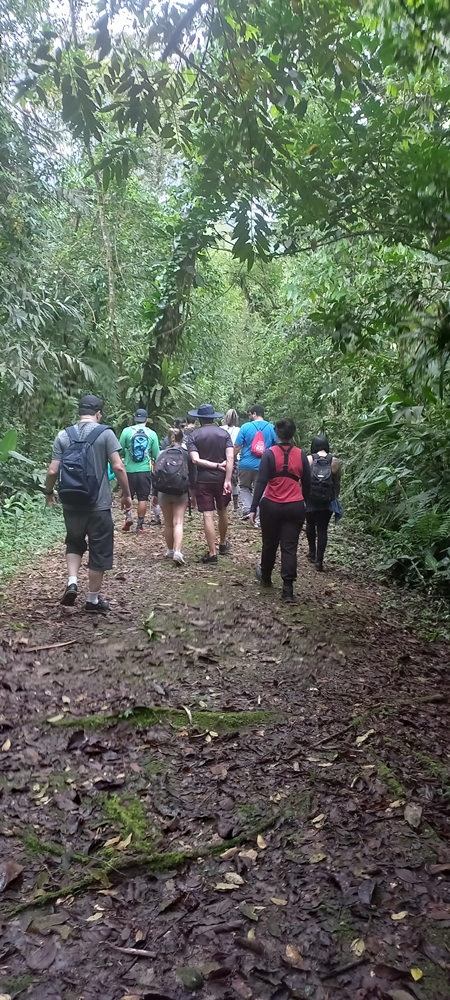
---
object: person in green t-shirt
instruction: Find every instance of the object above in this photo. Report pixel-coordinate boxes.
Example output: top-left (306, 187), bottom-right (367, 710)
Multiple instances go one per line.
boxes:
top-left (119, 408), bottom-right (160, 534)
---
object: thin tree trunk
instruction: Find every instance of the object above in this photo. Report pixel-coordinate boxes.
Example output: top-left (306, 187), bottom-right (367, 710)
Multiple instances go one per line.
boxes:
top-left (84, 143), bottom-right (119, 356)
top-left (68, 0), bottom-right (79, 47)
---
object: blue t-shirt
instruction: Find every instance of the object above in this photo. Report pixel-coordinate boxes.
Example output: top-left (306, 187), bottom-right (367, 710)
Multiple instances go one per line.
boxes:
top-left (235, 419), bottom-right (277, 470)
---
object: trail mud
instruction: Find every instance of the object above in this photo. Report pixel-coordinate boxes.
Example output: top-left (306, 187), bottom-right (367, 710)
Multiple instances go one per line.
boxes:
top-left (0, 512), bottom-right (449, 1000)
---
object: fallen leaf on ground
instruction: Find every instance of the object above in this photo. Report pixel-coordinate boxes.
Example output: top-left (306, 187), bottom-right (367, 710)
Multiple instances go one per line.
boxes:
top-left (86, 912), bottom-right (103, 922)
top-left (0, 994), bottom-right (12, 1000)
top-left (1, 738), bottom-right (11, 751)
top-left (117, 832), bottom-right (132, 850)
top-left (309, 853), bottom-right (327, 864)
top-left (239, 849), bottom-right (258, 861)
top-left (224, 872), bottom-right (244, 885)
top-left (176, 967), bottom-right (204, 991)
top-left (231, 978), bottom-right (252, 999)
top-left (285, 944), bottom-right (305, 968)
top-left (210, 764), bottom-right (227, 777)
top-left (429, 862), bottom-right (450, 874)
top-left (239, 903), bottom-right (259, 921)
top-left (257, 835), bottom-right (267, 849)
top-left (351, 938), bottom-right (365, 956)
top-left (0, 860), bottom-right (23, 891)
top-left (389, 799), bottom-right (405, 809)
top-left (62, 695), bottom-right (70, 704)
top-left (220, 847), bottom-right (239, 860)
top-left (358, 878), bottom-right (377, 904)
top-left (104, 836), bottom-right (121, 848)
top-left (391, 911), bottom-right (408, 921)
top-left (26, 938), bottom-right (57, 971)
top-left (270, 897), bottom-right (287, 906)
top-left (410, 969), bottom-right (423, 981)
top-left (388, 992), bottom-right (416, 1000)
top-left (47, 714), bottom-right (64, 723)
top-left (355, 729), bottom-right (375, 746)
top-left (215, 883), bottom-right (237, 891)
top-left (404, 802), bottom-right (422, 829)
top-left (312, 813), bottom-right (325, 826)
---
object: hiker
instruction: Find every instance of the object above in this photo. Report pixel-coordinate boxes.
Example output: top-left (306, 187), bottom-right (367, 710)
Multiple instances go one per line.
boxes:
top-left (187, 403), bottom-right (234, 564)
top-left (162, 417), bottom-right (187, 450)
top-left (221, 408), bottom-right (240, 511)
top-left (306, 434), bottom-right (342, 572)
top-left (234, 405), bottom-right (277, 521)
top-left (119, 408), bottom-right (160, 534)
top-left (250, 418), bottom-right (311, 602)
top-left (152, 427), bottom-right (191, 565)
top-left (45, 394), bottom-right (132, 613)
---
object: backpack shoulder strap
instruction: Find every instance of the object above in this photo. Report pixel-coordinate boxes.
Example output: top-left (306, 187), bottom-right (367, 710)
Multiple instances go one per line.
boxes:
top-left (86, 424), bottom-right (110, 445)
top-left (272, 444), bottom-right (298, 481)
top-left (65, 426), bottom-right (78, 443)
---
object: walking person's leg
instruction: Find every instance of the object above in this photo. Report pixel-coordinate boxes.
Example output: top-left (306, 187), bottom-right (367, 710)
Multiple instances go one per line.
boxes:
top-left (279, 502), bottom-right (305, 601)
top-left (203, 510), bottom-right (217, 558)
top-left (217, 485), bottom-right (231, 554)
top-left (239, 469), bottom-right (253, 518)
top-left (61, 510), bottom-right (88, 605)
top-left (258, 498), bottom-right (280, 585)
top-left (160, 500), bottom-right (174, 555)
top-left (173, 500), bottom-right (188, 564)
top-left (85, 509), bottom-right (114, 612)
top-left (123, 473), bottom-right (135, 531)
top-left (315, 510), bottom-right (332, 570)
top-left (305, 512), bottom-right (317, 561)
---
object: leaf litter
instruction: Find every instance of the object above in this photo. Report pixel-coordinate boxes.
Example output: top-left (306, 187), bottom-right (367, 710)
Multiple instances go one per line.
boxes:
top-left (0, 513), bottom-right (449, 1000)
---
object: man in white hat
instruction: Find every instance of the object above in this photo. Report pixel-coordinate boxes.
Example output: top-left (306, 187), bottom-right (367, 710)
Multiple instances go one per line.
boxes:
top-left (187, 404), bottom-right (234, 564)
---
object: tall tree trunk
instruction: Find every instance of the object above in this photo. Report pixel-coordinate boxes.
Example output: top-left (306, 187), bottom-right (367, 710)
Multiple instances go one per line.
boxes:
top-left (84, 143), bottom-right (119, 359)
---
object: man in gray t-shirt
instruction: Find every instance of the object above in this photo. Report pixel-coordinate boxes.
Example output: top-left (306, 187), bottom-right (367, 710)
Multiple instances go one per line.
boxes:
top-left (45, 394), bottom-right (132, 613)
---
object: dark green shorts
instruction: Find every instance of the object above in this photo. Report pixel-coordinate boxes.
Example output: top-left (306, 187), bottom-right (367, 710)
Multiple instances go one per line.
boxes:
top-left (63, 508), bottom-right (114, 571)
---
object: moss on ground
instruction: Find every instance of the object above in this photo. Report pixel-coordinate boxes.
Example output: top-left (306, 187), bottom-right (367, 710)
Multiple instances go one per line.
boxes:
top-left (48, 705), bottom-right (276, 731)
top-left (102, 792), bottom-right (156, 850)
top-left (376, 761), bottom-right (405, 799)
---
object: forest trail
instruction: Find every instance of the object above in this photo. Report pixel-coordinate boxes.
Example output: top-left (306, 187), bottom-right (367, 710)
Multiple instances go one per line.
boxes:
top-left (0, 513), bottom-right (449, 1000)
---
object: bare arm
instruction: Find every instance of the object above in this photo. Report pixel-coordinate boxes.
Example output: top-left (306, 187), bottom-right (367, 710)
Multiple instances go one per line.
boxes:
top-left (234, 444), bottom-right (241, 458)
top-left (109, 451), bottom-right (132, 508)
top-left (224, 446), bottom-right (234, 494)
top-left (331, 457), bottom-right (341, 498)
top-left (189, 449), bottom-right (226, 471)
top-left (45, 460), bottom-right (60, 505)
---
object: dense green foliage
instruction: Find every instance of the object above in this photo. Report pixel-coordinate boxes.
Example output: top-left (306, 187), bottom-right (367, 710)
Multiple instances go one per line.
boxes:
top-left (2, 0), bottom-right (450, 586)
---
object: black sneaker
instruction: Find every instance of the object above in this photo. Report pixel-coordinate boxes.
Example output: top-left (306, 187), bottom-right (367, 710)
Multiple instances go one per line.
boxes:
top-left (239, 512), bottom-right (250, 521)
top-left (201, 553), bottom-right (218, 564)
top-left (315, 561), bottom-right (324, 572)
top-left (281, 584), bottom-right (294, 603)
top-left (219, 541), bottom-right (231, 556)
top-left (307, 551), bottom-right (316, 562)
top-left (85, 597), bottom-right (110, 614)
top-left (61, 583), bottom-right (78, 606)
top-left (255, 565), bottom-right (272, 587)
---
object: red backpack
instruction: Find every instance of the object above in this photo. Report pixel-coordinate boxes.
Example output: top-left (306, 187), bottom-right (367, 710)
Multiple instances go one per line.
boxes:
top-left (250, 425), bottom-right (267, 458)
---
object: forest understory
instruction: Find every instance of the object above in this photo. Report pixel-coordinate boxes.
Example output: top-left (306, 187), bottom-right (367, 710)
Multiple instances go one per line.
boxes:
top-left (0, 512), bottom-right (449, 1000)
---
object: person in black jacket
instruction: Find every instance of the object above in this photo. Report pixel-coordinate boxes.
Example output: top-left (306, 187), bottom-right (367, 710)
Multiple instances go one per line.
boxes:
top-left (249, 418), bottom-right (311, 602)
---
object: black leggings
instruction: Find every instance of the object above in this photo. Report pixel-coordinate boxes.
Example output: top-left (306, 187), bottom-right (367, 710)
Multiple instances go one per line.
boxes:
top-left (306, 510), bottom-right (332, 565)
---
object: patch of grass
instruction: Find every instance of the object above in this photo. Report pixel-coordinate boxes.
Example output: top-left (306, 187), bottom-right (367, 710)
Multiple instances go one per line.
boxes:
top-left (22, 831), bottom-right (64, 857)
top-left (376, 762), bottom-right (405, 799)
top-left (103, 793), bottom-right (151, 848)
top-left (0, 500), bottom-right (64, 592)
top-left (2, 973), bottom-right (35, 994)
top-left (50, 705), bottom-right (277, 731)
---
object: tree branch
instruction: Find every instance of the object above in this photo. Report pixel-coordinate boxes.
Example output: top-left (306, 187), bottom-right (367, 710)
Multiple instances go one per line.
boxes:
top-left (161, 0), bottom-right (211, 62)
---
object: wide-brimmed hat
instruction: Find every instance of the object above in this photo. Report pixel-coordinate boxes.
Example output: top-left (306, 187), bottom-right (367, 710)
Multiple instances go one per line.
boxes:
top-left (188, 403), bottom-right (223, 419)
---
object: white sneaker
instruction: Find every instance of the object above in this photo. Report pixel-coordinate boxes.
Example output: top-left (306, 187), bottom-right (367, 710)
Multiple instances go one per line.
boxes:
top-left (165, 548), bottom-right (174, 558)
top-left (173, 551), bottom-right (185, 565)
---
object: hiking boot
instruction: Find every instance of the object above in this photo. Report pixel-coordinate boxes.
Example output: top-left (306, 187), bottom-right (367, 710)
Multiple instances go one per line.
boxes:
top-left (219, 540), bottom-right (231, 556)
top-left (61, 583), bottom-right (77, 606)
top-left (85, 597), bottom-right (110, 614)
top-left (307, 550), bottom-right (316, 562)
top-left (255, 565), bottom-right (272, 587)
top-left (240, 512), bottom-right (250, 521)
top-left (201, 553), bottom-right (218, 564)
top-left (150, 516), bottom-right (162, 526)
top-left (281, 584), bottom-right (294, 603)
top-left (136, 526), bottom-right (147, 535)
top-left (122, 515), bottom-right (133, 532)
top-left (173, 551), bottom-right (185, 565)
top-left (315, 561), bottom-right (324, 572)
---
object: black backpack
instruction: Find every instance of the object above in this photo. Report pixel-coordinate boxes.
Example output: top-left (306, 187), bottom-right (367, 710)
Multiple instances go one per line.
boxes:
top-left (153, 447), bottom-right (189, 496)
top-left (58, 424), bottom-right (109, 506)
top-left (310, 453), bottom-right (335, 503)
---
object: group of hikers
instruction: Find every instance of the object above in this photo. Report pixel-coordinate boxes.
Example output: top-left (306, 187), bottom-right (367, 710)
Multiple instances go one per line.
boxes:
top-left (45, 394), bottom-right (342, 611)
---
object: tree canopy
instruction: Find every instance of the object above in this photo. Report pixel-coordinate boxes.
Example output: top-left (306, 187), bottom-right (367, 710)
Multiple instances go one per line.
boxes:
top-left (2, 0), bottom-right (450, 584)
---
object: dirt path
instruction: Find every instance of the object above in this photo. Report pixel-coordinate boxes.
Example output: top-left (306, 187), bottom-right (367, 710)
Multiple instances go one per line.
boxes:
top-left (0, 512), bottom-right (449, 1000)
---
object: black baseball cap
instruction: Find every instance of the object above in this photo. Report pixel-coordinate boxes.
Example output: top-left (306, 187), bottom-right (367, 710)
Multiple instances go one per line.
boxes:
top-left (135, 408), bottom-right (148, 422)
top-left (79, 394), bottom-right (103, 414)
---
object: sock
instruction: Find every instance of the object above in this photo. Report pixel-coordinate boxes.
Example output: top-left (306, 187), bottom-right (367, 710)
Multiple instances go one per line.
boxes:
top-left (137, 516), bottom-right (144, 527)
top-left (87, 591), bottom-right (99, 605)
top-left (68, 576), bottom-right (77, 586)
top-left (125, 509), bottom-right (132, 521)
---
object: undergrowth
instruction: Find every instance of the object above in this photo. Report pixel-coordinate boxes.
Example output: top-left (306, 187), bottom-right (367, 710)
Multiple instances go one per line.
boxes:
top-left (0, 499), bottom-right (64, 589)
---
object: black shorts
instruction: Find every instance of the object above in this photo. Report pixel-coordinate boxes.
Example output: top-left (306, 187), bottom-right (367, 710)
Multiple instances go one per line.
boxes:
top-left (63, 508), bottom-right (114, 571)
top-left (195, 480), bottom-right (231, 513)
top-left (127, 471), bottom-right (152, 501)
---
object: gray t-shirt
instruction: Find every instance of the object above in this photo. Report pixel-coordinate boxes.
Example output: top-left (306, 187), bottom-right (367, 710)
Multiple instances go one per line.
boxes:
top-left (52, 421), bottom-right (121, 510)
